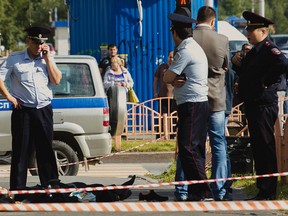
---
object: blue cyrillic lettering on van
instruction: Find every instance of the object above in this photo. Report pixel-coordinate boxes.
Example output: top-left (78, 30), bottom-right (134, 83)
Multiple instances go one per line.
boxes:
top-left (0, 98), bottom-right (108, 110)
top-left (52, 98), bottom-right (108, 109)
top-left (0, 101), bottom-right (10, 110)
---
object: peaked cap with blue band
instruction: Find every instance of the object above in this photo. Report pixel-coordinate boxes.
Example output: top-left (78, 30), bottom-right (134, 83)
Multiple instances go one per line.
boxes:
top-left (25, 25), bottom-right (51, 44)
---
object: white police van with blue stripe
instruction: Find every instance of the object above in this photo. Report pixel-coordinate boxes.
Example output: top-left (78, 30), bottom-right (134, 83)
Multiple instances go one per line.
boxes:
top-left (0, 55), bottom-right (127, 176)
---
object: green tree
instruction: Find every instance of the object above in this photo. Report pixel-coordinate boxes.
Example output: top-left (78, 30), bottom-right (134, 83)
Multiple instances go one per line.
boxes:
top-left (218, 0), bottom-right (243, 19)
top-left (0, 0), bottom-right (22, 50)
top-left (0, 0), bottom-right (67, 51)
top-left (218, 0), bottom-right (288, 34)
top-left (267, 0), bottom-right (288, 34)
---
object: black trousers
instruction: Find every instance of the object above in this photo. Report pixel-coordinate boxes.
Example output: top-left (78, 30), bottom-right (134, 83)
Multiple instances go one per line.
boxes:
top-left (245, 102), bottom-right (278, 197)
top-left (177, 101), bottom-right (211, 198)
top-left (10, 104), bottom-right (59, 189)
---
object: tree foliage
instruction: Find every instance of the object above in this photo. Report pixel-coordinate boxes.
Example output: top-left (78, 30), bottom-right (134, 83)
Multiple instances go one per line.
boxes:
top-left (0, 0), bottom-right (67, 50)
top-left (218, 0), bottom-right (288, 34)
top-left (1, 1), bottom-right (288, 51)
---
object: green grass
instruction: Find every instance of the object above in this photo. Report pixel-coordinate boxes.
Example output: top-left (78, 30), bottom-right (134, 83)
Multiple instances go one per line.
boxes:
top-left (112, 139), bottom-right (176, 152)
top-left (149, 160), bottom-right (288, 200)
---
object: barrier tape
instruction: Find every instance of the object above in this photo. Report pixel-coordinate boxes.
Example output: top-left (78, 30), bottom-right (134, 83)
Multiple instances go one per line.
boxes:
top-left (0, 136), bottom-right (167, 173)
top-left (2, 171), bottom-right (288, 195)
top-left (0, 201), bottom-right (287, 212)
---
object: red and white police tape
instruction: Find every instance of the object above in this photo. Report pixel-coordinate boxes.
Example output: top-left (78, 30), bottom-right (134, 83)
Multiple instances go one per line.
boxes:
top-left (1, 171), bottom-right (288, 195)
top-left (0, 201), bottom-right (287, 212)
top-left (0, 136), bottom-right (166, 173)
top-left (0, 137), bottom-right (287, 212)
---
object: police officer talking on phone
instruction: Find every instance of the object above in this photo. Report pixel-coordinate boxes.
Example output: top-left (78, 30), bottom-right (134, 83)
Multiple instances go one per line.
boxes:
top-left (232, 12), bottom-right (288, 200)
top-left (0, 25), bottom-right (62, 192)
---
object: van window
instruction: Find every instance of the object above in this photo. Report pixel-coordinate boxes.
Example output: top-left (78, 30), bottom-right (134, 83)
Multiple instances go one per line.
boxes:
top-left (53, 63), bottom-right (95, 97)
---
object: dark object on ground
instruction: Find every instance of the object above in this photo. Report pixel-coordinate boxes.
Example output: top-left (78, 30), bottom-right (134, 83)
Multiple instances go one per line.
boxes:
top-left (0, 195), bottom-right (15, 203)
top-left (227, 136), bottom-right (254, 174)
top-left (139, 190), bottom-right (169, 202)
top-left (11, 175), bottom-right (136, 203)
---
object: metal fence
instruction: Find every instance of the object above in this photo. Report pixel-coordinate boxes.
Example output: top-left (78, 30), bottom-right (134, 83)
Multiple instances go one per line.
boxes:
top-left (122, 97), bottom-right (251, 140)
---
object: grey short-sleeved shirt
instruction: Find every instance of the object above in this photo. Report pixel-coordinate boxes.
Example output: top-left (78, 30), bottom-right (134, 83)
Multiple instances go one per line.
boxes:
top-left (168, 37), bottom-right (208, 105)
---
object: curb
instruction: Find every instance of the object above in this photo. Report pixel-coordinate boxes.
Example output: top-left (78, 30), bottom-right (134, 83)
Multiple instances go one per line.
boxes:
top-left (101, 151), bottom-right (175, 163)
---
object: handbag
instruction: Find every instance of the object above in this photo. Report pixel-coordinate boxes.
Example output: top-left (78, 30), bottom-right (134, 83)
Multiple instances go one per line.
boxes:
top-left (128, 87), bottom-right (139, 103)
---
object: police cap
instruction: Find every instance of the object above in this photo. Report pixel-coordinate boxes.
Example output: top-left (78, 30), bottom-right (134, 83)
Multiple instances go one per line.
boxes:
top-left (243, 11), bottom-right (274, 30)
top-left (25, 25), bottom-right (51, 44)
top-left (168, 7), bottom-right (196, 28)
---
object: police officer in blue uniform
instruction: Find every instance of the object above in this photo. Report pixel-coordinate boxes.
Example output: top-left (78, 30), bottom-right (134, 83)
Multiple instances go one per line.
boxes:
top-left (232, 11), bottom-right (288, 200)
top-left (0, 25), bottom-right (62, 190)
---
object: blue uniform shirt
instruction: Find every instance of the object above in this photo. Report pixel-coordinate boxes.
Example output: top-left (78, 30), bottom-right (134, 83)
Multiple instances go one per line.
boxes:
top-left (0, 49), bottom-right (53, 108)
top-left (168, 37), bottom-right (209, 105)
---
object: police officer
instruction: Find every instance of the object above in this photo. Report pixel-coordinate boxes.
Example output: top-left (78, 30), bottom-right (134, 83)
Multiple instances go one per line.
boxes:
top-left (232, 11), bottom-right (288, 200)
top-left (0, 25), bottom-right (62, 191)
top-left (163, 12), bottom-right (211, 201)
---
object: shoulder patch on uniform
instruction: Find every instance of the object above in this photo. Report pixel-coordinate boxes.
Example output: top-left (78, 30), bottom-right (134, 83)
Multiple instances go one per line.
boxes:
top-left (271, 48), bottom-right (281, 55)
top-left (173, 52), bottom-right (181, 62)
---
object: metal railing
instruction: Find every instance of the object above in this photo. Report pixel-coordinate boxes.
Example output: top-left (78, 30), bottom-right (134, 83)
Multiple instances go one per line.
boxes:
top-left (122, 97), bottom-right (177, 140)
top-left (122, 97), bottom-right (250, 140)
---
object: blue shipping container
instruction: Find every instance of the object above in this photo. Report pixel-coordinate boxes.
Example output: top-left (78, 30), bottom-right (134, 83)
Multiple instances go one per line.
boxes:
top-left (66, 0), bottom-right (218, 102)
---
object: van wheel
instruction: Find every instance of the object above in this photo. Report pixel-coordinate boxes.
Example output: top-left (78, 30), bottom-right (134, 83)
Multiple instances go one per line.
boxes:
top-left (28, 140), bottom-right (79, 176)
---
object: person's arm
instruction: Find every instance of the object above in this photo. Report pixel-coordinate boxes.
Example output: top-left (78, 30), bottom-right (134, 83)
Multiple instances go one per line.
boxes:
top-left (42, 45), bottom-right (62, 85)
top-left (0, 79), bottom-right (19, 109)
top-left (163, 70), bottom-right (186, 88)
top-left (0, 58), bottom-right (20, 108)
top-left (231, 51), bottom-right (242, 75)
top-left (103, 70), bottom-right (114, 92)
top-left (124, 69), bottom-right (134, 89)
top-left (163, 70), bottom-right (177, 84)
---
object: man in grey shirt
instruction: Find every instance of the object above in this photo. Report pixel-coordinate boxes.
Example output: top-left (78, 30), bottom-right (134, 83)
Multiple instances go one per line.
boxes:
top-left (164, 12), bottom-right (211, 201)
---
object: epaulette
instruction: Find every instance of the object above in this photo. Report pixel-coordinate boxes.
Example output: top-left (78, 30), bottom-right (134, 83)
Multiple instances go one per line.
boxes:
top-left (266, 41), bottom-right (281, 55)
top-left (265, 41), bottom-right (271, 46)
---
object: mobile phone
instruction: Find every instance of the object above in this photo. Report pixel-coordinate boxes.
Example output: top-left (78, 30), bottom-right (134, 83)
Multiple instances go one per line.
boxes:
top-left (178, 73), bottom-right (186, 80)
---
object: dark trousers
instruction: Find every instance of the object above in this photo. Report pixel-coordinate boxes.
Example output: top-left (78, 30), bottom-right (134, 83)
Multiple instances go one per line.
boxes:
top-left (245, 102), bottom-right (278, 197)
top-left (10, 104), bottom-right (59, 189)
top-left (177, 101), bottom-right (210, 198)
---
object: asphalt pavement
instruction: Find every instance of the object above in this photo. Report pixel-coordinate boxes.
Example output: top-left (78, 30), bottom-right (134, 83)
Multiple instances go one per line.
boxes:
top-left (0, 152), bottom-right (285, 215)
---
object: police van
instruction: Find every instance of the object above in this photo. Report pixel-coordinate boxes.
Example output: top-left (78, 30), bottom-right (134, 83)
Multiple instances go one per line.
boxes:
top-left (0, 55), bottom-right (127, 176)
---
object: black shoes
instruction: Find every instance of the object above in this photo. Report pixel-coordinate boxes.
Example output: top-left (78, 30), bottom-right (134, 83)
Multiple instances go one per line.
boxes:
top-left (215, 192), bottom-right (233, 201)
top-left (122, 175), bottom-right (136, 186)
top-left (245, 194), bottom-right (276, 201)
top-left (187, 194), bottom-right (205, 201)
top-left (118, 189), bottom-right (132, 201)
top-left (115, 175), bottom-right (136, 201)
top-left (139, 190), bottom-right (168, 202)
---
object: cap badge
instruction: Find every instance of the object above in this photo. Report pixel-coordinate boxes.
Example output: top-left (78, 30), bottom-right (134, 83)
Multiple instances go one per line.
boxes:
top-left (38, 34), bottom-right (42, 38)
